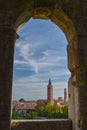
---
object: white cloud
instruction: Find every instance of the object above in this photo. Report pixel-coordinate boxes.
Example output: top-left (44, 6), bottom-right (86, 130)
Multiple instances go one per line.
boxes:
top-left (13, 68), bottom-right (70, 90)
top-left (14, 40), bottom-right (67, 74)
top-left (13, 76), bottom-right (68, 100)
top-left (14, 60), bottom-right (28, 65)
top-left (13, 18), bottom-right (69, 100)
top-left (15, 42), bottom-right (39, 73)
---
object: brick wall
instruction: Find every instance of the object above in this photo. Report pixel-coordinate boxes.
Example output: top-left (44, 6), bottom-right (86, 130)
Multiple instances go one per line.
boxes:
top-left (12, 119), bottom-right (72, 130)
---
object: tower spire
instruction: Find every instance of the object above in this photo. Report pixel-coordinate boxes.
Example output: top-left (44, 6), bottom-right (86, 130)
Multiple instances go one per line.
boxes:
top-left (49, 78), bottom-right (51, 85)
top-left (47, 78), bottom-right (54, 104)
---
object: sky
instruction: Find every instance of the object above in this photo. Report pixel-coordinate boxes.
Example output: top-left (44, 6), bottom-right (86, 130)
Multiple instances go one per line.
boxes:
top-left (12, 18), bottom-right (70, 101)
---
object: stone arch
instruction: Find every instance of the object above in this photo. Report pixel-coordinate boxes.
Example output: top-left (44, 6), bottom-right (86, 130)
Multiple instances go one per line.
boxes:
top-left (14, 4), bottom-right (78, 130)
top-left (15, 4), bottom-right (77, 45)
top-left (14, 3), bottom-right (79, 75)
top-left (0, 1), bottom-right (87, 130)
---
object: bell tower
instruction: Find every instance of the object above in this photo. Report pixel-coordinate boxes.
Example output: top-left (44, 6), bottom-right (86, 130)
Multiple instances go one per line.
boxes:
top-left (64, 88), bottom-right (67, 103)
top-left (47, 78), bottom-right (54, 104)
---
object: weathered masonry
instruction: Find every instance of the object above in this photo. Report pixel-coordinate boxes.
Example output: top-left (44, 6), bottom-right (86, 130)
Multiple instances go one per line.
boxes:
top-left (0, 0), bottom-right (87, 130)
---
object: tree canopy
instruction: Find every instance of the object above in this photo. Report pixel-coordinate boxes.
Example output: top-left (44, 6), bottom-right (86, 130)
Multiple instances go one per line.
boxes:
top-left (19, 98), bottom-right (26, 102)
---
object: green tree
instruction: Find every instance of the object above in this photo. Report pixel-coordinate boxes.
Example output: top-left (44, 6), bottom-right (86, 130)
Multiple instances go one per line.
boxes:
top-left (52, 104), bottom-right (62, 113)
top-left (51, 104), bottom-right (63, 118)
top-left (36, 104), bottom-right (44, 117)
top-left (12, 108), bottom-right (19, 119)
top-left (27, 109), bottom-right (38, 119)
top-left (62, 104), bottom-right (68, 118)
top-left (19, 98), bottom-right (26, 102)
top-left (45, 103), bottom-right (53, 118)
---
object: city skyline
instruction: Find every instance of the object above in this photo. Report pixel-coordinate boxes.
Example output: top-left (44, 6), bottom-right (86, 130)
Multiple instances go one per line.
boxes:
top-left (12, 18), bottom-right (70, 100)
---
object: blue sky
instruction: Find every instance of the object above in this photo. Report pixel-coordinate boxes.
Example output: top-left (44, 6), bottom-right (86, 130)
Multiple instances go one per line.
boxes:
top-left (12, 18), bottom-right (70, 101)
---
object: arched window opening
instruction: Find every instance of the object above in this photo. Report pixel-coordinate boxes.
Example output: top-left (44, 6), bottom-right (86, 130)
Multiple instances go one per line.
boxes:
top-left (12, 18), bottom-right (70, 120)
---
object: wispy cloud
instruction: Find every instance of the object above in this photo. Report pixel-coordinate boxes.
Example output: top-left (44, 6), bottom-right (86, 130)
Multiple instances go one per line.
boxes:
top-left (13, 18), bottom-right (69, 100)
top-left (15, 42), bottom-right (39, 73)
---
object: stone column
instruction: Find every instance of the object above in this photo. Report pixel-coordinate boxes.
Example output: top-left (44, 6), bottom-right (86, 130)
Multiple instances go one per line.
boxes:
top-left (0, 25), bottom-right (17, 129)
top-left (68, 77), bottom-right (75, 130)
top-left (67, 42), bottom-right (78, 130)
top-left (75, 34), bottom-right (87, 130)
top-left (67, 33), bottom-right (87, 130)
top-left (68, 71), bottom-right (87, 130)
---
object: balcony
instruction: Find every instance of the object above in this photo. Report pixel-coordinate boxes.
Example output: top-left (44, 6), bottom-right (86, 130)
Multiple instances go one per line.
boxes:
top-left (12, 119), bottom-right (72, 130)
